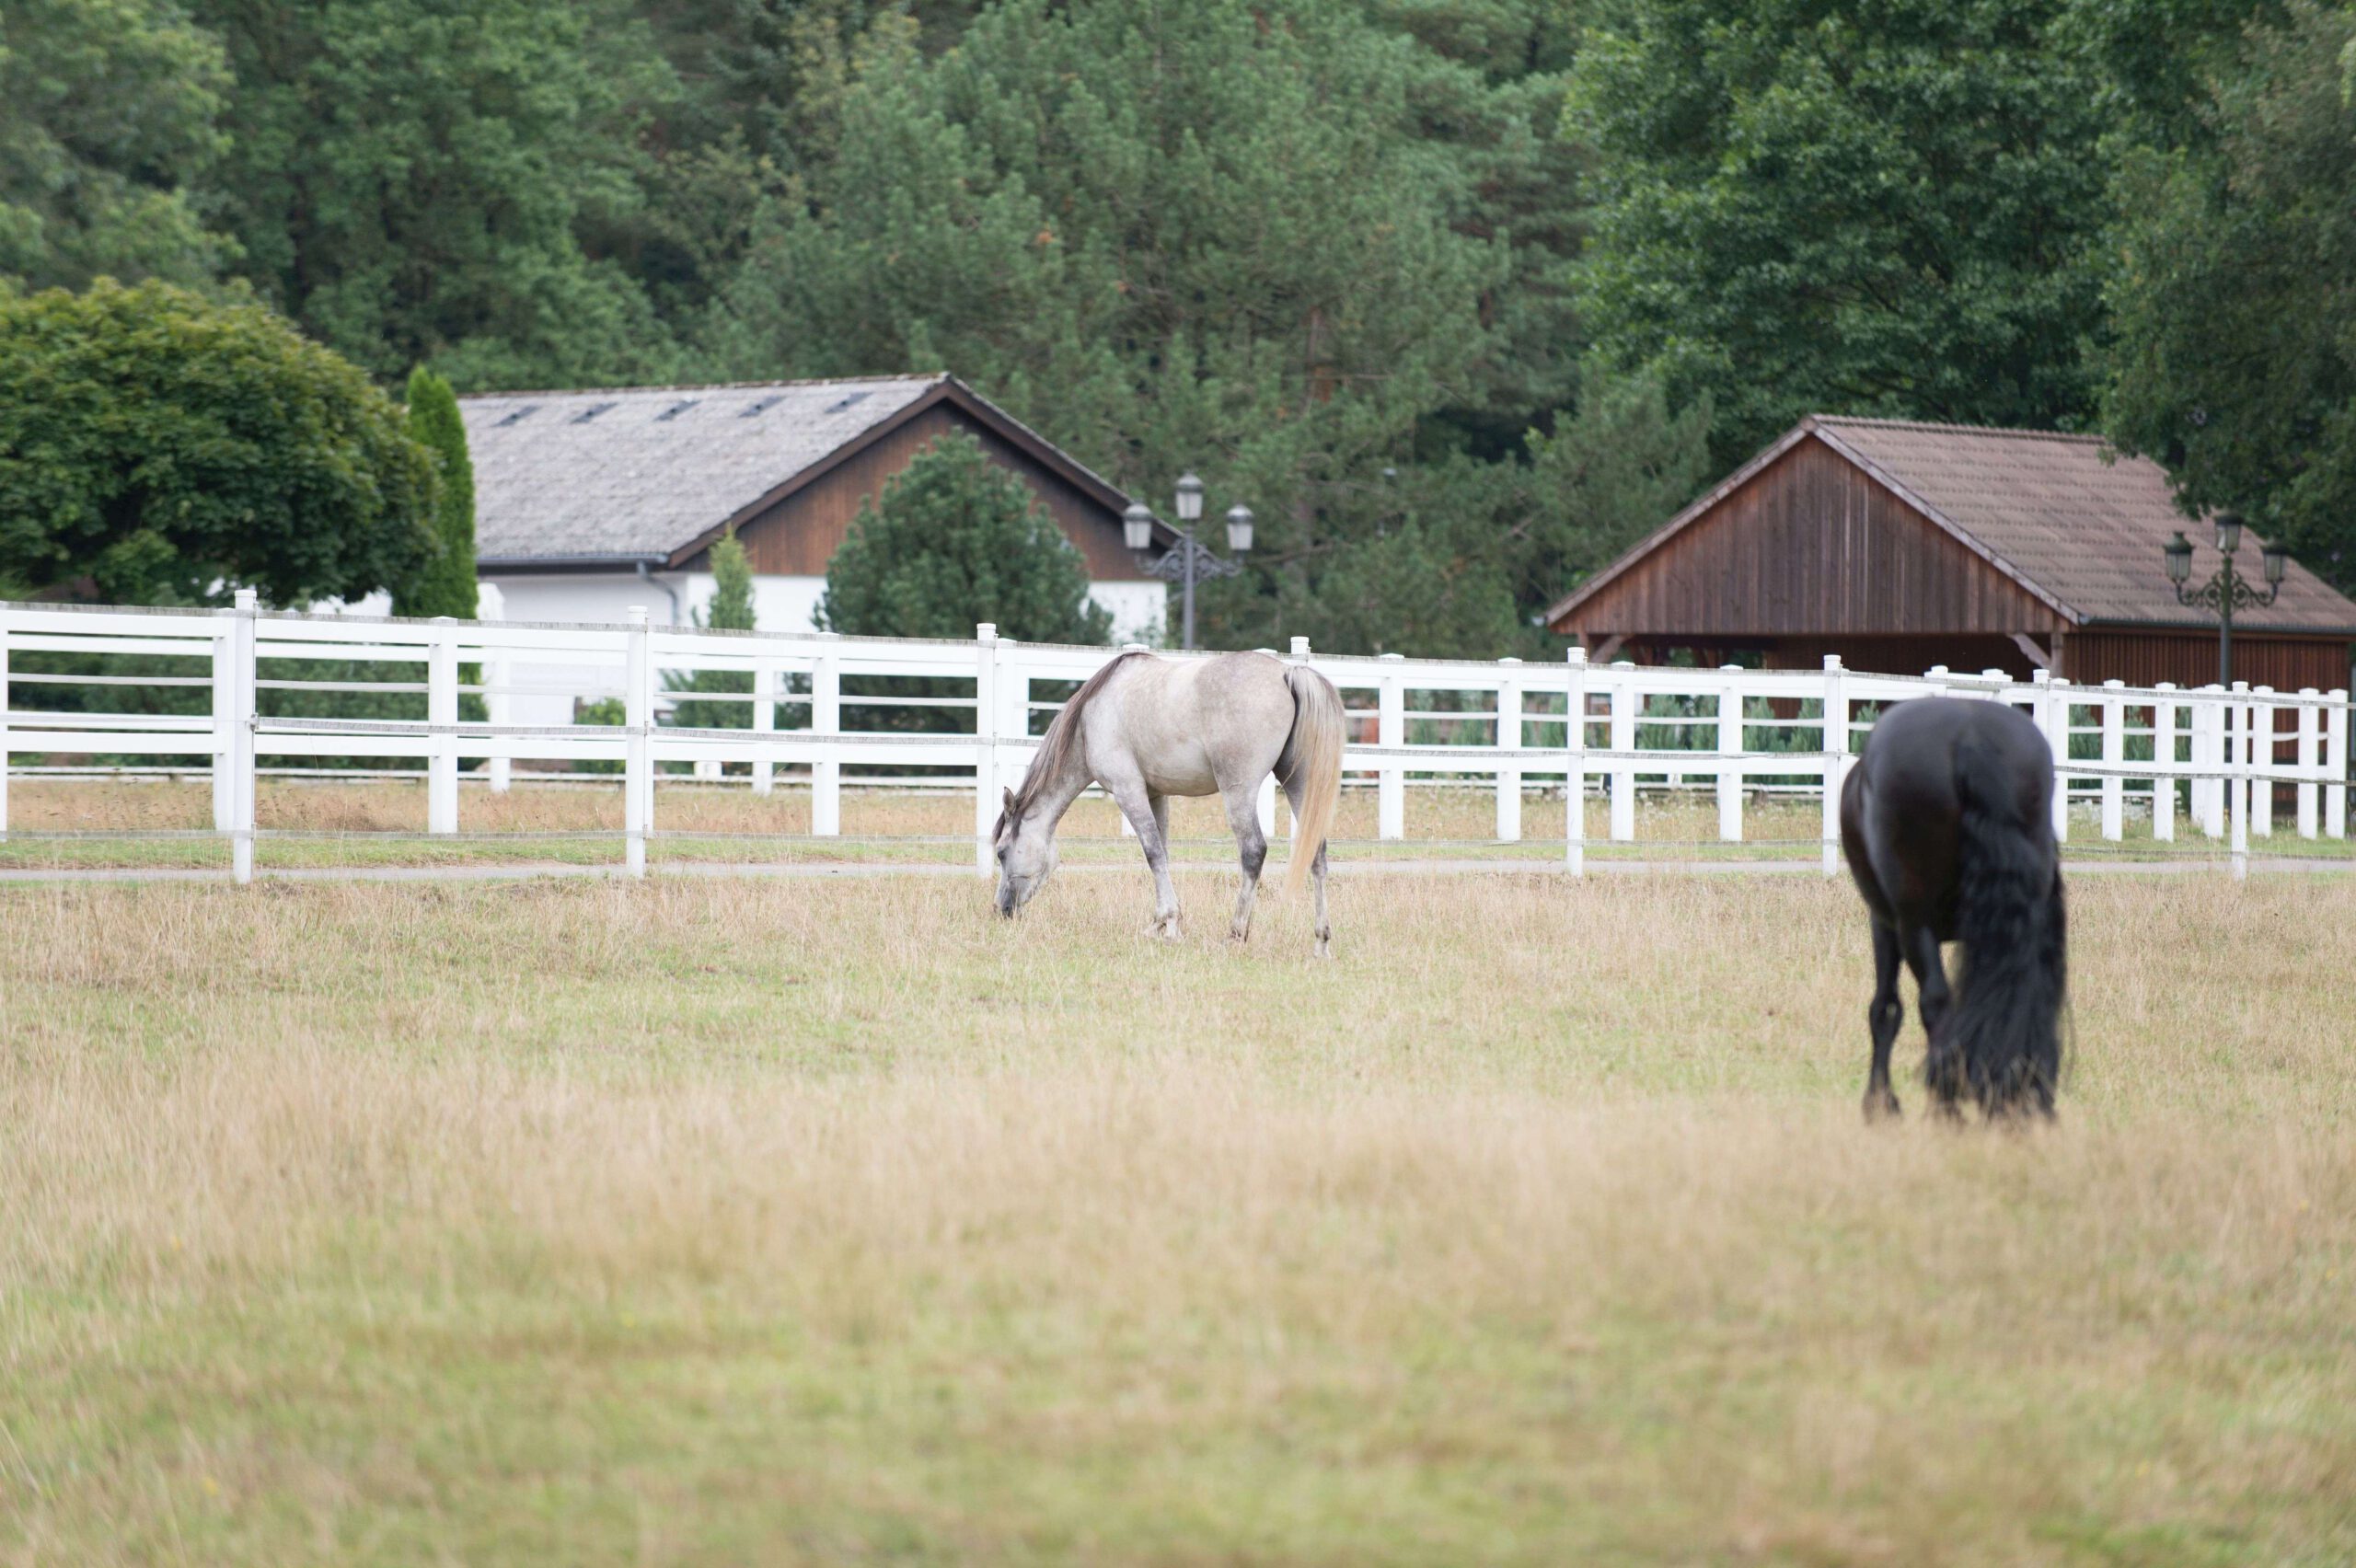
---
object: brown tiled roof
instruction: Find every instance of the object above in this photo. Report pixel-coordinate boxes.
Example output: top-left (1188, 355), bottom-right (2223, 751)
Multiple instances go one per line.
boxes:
top-left (1810, 417), bottom-right (2356, 630)
top-left (1549, 415), bottom-right (2356, 633)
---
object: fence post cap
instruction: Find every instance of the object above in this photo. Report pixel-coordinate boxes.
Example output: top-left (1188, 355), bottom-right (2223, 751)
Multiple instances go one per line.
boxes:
top-left (2331, 688), bottom-right (2349, 701)
top-left (1981, 669), bottom-right (2009, 681)
top-left (2232, 680), bottom-right (2250, 692)
top-left (1254, 647), bottom-right (1278, 657)
top-left (2255, 683), bottom-right (2273, 694)
top-left (1611, 659), bottom-right (1635, 670)
top-left (626, 605), bottom-right (648, 625)
top-left (975, 622), bottom-right (998, 643)
top-left (2156, 681), bottom-right (2178, 691)
top-left (1497, 656), bottom-right (1522, 665)
top-left (1289, 636), bottom-right (1311, 657)
top-left (1822, 653), bottom-right (1843, 671)
top-left (233, 587), bottom-right (259, 612)
top-left (2032, 668), bottom-right (2050, 686)
top-left (2103, 677), bottom-right (2125, 688)
top-left (1378, 651), bottom-right (1404, 661)
top-left (1720, 663), bottom-right (1743, 672)
top-left (2300, 686), bottom-right (2319, 697)
top-left (1121, 642), bottom-right (1150, 652)
top-left (1566, 646), bottom-right (1588, 666)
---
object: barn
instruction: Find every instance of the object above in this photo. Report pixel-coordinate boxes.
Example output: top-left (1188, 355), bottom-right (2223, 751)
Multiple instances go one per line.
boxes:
top-left (1545, 416), bottom-right (2356, 691)
top-left (464, 374), bottom-right (1169, 642)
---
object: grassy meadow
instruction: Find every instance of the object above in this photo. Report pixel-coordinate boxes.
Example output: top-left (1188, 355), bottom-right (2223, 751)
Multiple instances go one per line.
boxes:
top-left (4, 868), bottom-right (2354, 1565)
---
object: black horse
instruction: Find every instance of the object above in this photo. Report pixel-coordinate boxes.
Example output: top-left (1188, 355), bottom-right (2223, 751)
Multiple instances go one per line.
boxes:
top-left (1839, 698), bottom-right (2067, 1122)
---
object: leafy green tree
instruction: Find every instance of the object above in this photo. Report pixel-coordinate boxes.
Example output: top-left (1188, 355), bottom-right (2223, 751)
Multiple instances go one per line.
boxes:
top-left (705, 0), bottom-right (1505, 651)
top-left (191, 0), bottom-right (685, 387)
top-left (394, 367), bottom-right (478, 617)
top-left (0, 279), bottom-right (433, 605)
top-left (666, 532), bottom-right (757, 731)
top-left (819, 432), bottom-right (1111, 644)
top-left (2103, 2), bottom-right (2356, 594)
top-left (1570, 0), bottom-right (2117, 467)
top-left (0, 0), bottom-right (234, 294)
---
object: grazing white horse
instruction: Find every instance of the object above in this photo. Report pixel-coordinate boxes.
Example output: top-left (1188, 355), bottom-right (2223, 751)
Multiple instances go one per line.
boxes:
top-left (992, 651), bottom-right (1345, 953)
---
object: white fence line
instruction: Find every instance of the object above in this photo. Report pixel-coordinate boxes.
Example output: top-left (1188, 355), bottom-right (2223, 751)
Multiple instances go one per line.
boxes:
top-left (2, 595), bottom-right (2348, 883)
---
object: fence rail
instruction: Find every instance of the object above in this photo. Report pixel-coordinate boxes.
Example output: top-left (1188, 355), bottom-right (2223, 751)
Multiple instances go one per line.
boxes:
top-left (2, 594), bottom-right (2347, 882)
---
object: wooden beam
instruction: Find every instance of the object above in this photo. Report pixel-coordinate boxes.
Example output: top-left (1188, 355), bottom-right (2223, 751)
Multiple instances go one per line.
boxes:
top-left (2009, 632), bottom-right (2051, 670)
top-left (1589, 633), bottom-right (1628, 663)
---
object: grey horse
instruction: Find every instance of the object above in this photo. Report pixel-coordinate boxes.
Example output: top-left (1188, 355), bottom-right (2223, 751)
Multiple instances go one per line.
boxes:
top-left (992, 651), bottom-right (1345, 953)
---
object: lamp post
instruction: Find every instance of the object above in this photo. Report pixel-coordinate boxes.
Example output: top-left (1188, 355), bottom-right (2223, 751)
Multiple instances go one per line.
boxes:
top-left (2163, 512), bottom-right (2290, 687)
top-left (1125, 470), bottom-right (1253, 651)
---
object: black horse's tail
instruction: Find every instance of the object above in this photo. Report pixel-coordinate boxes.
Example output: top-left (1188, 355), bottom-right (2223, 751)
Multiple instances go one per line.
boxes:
top-left (1944, 729), bottom-right (2067, 1119)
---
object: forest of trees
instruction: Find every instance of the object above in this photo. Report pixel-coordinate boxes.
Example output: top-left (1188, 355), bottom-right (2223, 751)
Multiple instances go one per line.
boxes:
top-left (6, 0), bottom-right (2353, 650)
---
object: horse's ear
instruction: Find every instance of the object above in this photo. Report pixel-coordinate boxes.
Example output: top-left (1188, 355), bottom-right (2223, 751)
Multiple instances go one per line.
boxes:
top-left (1002, 786), bottom-right (1014, 810)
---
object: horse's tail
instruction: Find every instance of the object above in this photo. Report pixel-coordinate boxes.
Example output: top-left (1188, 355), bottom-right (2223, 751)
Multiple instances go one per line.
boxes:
top-left (1946, 728), bottom-right (2067, 1119)
top-left (1282, 665), bottom-right (1345, 894)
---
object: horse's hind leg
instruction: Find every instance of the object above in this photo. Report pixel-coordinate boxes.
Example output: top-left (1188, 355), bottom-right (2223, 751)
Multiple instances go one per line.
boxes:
top-left (1280, 773), bottom-right (1333, 958)
top-left (1220, 785), bottom-right (1268, 941)
top-left (1865, 918), bottom-right (1904, 1122)
top-left (1905, 923), bottom-right (1963, 1116)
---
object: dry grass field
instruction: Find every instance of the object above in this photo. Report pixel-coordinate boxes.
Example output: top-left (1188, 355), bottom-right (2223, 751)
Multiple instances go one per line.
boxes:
top-left (4, 868), bottom-right (2353, 1565)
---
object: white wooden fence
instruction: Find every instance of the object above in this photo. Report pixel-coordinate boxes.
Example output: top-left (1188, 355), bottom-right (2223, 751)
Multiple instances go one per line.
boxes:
top-left (1, 594), bottom-right (2347, 882)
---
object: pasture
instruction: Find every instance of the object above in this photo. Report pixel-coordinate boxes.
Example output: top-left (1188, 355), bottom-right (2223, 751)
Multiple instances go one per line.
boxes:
top-left (5, 869), bottom-right (2353, 1565)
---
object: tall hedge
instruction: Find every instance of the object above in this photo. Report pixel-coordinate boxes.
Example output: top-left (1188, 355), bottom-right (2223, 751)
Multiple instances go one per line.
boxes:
top-left (394, 365), bottom-right (479, 618)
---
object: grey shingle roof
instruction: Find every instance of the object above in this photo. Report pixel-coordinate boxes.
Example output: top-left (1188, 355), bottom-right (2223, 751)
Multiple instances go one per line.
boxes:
top-left (462, 375), bottom-right (950, 564)
top-left (1810, 418), bottom-right (2356, 630)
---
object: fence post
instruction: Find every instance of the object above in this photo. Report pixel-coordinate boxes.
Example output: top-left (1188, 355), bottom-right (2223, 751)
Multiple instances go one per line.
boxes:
top-left (2327, 682), bottom-right (2346, 837)
top-left (2035, 671), bottom-right (2070, 842)
top-left (1820, 654), bottom-right (1847, 877)
top-left (1716, 665), bottom-right (1743, 844)
top-left (751, 656), bottom-right (777, 799)
top-left (428, 617), bottom-right (459, 835)
top-left (479, 585), bottom-right (512, 794)
top-left (2251, 686), bottom-right (2276, 837)
top-left (975, 623), bottom-right (999, 874)
top-left (1495, 657), bottom-right (1522, 842)
top-left (0, 610), bottom-right (8, 839)
top-left (2230, 680), bottom-right (2249, 878)
top-left (624, 606), bottom-right (651, 877)
top-left (1377, 652), bottom-right (1405, 841)
top-left (2100, 679), bottom-right (2126, 842)
top-left (229, 589), bottom-right (258, 883)
top-left (2296, 688), bottom-right (2320, 839)
top-left (1608, 663), bottom-right (1636, 843)
top-left (212, 606), bottom-right (238, 834)
top-left (2153, 684), bottom-right (2177, 842)
top-left (814, 638), bottom-right (843, 835)
top-left (2195, 687), bottom-right (2223, 836)
top-left (1565, 646), bottom-right (1587, 874)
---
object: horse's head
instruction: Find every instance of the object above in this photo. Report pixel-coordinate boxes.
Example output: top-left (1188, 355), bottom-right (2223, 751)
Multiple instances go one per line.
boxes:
top-left (992, 785), bottom-right (1058, 917)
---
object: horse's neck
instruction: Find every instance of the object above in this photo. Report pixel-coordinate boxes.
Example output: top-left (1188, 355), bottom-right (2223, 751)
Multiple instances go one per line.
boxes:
top-left (1026, 740), bottom-right (1094, 834)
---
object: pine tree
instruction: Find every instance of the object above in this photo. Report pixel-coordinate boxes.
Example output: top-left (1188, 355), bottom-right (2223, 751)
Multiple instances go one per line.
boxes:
top-left (394, 367), bottom-right (478, 619)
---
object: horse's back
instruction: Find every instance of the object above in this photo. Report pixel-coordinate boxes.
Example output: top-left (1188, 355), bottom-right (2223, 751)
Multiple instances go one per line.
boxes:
top-left (1094, 652), bottom-right (1295, 796)
top-left (1845, 698), bottom-right (2051, 935)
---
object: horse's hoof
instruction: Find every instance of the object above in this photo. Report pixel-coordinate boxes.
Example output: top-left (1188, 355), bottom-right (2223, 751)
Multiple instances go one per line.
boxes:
top-left (1863, 1090), bottom-right (1901, 1124)
top-left (1313, 938), bottom-right (1332, 961)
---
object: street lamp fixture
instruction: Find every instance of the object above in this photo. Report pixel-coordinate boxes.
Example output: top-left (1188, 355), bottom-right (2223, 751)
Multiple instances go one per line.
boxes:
top-left (1130, 471), bottom-right (1253, 650)
top-left (2163, 512), bottom-right (2289, 687)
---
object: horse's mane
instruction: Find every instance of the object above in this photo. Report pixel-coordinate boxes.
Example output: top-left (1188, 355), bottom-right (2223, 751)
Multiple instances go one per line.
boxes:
top-left (999, 651), bottom-right (1152, 832)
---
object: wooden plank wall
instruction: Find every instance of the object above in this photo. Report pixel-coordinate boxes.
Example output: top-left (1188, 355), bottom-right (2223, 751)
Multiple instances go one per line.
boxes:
top-left (2067, 631), bottom-right (2352, 694)
top-left (1561, 438), bottom-right (2062, 642)
top-left (712, 405), bottom-right (1149, 581)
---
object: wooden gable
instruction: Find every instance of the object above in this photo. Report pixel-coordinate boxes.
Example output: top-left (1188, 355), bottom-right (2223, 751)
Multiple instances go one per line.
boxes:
top-left (1552, 436), bottom-right (2065, 643)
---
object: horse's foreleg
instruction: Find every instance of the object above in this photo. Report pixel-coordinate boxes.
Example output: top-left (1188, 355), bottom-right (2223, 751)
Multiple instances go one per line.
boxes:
top-left (1905, 924), bottom-right (1961, 1117)
top-left (1221, 786), bottom-right (1268, 941)
top-left (1112, 783), bottom-right (1181, 939)
top-left (1865, 919), bottom-right (1904, 1122)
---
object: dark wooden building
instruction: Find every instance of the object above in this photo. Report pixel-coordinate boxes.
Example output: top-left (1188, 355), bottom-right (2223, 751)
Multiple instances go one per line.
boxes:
top-left (463, 374), bottom-right (1171, 640)
top-left (1546, 416), bottom-right (2356, 691)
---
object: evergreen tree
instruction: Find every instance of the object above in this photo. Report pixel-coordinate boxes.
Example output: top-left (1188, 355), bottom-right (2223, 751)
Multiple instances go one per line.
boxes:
top-left (666, 532), bottom-right (758, 731)
top-left (818, 433), bottom-right (1110, 645)
top-left (394, 367), bottom-right (478, 618)
top-left (2103, 2), bottom-right (2356, 595)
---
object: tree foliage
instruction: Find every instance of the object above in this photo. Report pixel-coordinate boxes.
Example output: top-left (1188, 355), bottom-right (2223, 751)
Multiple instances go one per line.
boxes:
top-left (1570, 0), bottom-right (2118, 467)
top-left (394, 366), bottom-right (478, 618)
top-left (0, 278), bottom-right (433, 605)
top-left (666, 532), bottom-right (757, 731)
top-left (2102, 1), bottom-right (2356, 594)
top-left (0, 0), bottom-right (235, 294)
top-left (818, 433), bottom-right (1111, 645)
